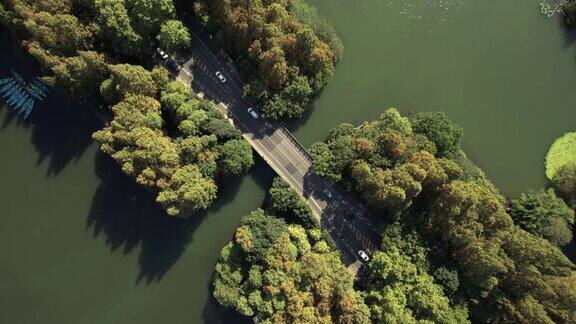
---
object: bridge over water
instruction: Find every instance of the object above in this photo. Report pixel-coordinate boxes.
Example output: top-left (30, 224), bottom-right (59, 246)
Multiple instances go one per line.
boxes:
top-left (173, 21), bottom-right (382, 273)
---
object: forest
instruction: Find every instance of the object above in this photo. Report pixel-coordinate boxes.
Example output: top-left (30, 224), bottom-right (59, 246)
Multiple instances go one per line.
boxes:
top-left (192, 0), bottom-right (342, 119)
top-left (213, 178), bottom-right (371, 323)
top-left (310, 108), bottom-right (576, 323)
top-left (0, 0), bottom-right (253, 217)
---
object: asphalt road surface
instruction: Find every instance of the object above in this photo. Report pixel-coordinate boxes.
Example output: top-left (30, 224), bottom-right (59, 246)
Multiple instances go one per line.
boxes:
top-left (170, 19), bottom-right (381, 273)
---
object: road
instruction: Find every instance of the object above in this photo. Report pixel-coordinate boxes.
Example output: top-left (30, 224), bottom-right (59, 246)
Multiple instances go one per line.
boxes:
top-left (171, 20), bottom-right (381, 272)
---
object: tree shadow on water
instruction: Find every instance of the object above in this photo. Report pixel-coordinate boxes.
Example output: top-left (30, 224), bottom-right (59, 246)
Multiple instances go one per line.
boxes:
top-left (87, 152), bottom-right (255, 286)
top-left (87, 152), bottom-right (206, 285)
top-left (0, 32), bottom-right (102, 176)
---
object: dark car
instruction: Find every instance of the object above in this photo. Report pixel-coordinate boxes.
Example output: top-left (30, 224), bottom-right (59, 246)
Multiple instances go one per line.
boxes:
top-left (168, 58), bottom-right (182, 72)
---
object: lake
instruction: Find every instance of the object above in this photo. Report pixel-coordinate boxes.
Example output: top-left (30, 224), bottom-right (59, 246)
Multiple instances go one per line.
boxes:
top-left (297, 0), bottom-right (576, 196)
top-left (1, 0), bottom-right (576, 322)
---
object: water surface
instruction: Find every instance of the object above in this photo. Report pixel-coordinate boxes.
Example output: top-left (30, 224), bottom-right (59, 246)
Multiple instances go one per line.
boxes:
top-left (297, 0), bottom-right (576, 196)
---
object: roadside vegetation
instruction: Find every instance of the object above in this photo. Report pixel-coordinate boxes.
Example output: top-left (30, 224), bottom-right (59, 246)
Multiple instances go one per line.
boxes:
top-left (311, 108), bottom-right (576, 323)
top-left (213, 178), bottom-right (371, 322)
top-left (1, 0), bottom-right (253, 217)
top-left (192, 0), bottom-right (342, 119)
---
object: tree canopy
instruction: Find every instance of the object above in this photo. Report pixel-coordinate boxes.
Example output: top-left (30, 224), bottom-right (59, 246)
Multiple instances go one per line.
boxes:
top-left (312, 108), bottom-right (576, 323)
top-left (546, 132), bottom-right (576, 180)
top-left (193, 0), bottom-right (341, 119)
top-left (508, 188), bottom-right (575, 246)
top-left (213, 210), bottom-right (370, 323)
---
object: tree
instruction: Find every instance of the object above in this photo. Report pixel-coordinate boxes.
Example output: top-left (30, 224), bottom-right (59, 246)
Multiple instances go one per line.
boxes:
top-left (213, 211), bottom-right (371, 322)
top-left (126, 0), bottom-right (175, 37)
top-left (508, 188), bottom-right (574, 246)
top-left (24, 12), bottom-right (92, 55)
top-left (218, 139), bottom-right (254, 177)
top-left (553, 162), bottom-right (576, 209)
top-left (268, 177), bottom-right (317, 228)
top-left (157, 20), bottom-right (190, 53)
top-left (156, 165), bottom-right (218, 217)
top-left (411, 111), bottom-right (463, 156)
top-left (364, 224), bottom-right (469, 323)
top-left (52, 51), bottom-right (109, 99)
top-left (106, 64), bottom-right (158, 98)
top-left (427, 180), bottom-right (576, 323)
top-left (94, 0), bottom-right (141, 56)
top-left (545, 132), bottom-right (576, 180)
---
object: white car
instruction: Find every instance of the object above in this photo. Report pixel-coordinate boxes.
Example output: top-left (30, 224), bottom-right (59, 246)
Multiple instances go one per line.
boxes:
top-left (358, 250), bottom-right (370, 262)
top-left (247, 107), bottom-right (259, 119)
top-left (156, 47), bottom-right (169, 60)
top-left (215, 71), bottom-right (226, 83)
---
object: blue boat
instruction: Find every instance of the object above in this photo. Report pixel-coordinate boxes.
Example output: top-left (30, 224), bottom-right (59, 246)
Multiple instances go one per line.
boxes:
top-left (23, 100), bottom-right (35, 119)
top-left (18, 97), bottom-right (33, 114)
top-left (1, 71), bottom-right (51, 119)
top-left (14, 93), bottom-right (29, 111)
top-left (11, 70), bottom-right (26, 85)
top-left (1, 80), bottom-right (17, 93)
top-left (3, 84), bottom-right (22, 99)
top-left (27, 83), bottom-right (47, 99)
top-left (33, 78), bottom-right (50, 93)
top-left (25, 84), bottom-right (44, 101)
top-left (7, 89), bottom-right (23, 106)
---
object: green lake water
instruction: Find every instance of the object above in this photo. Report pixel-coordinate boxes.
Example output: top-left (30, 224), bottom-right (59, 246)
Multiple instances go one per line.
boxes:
top-left (1, 0), bottom-right (576, 322)
top-left (297, 0), bottom-right (576, 196)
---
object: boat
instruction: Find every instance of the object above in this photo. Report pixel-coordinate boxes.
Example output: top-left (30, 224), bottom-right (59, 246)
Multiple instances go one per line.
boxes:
top-left (23, 100), bottom-right (35, 119)
top-left (0, 80), bottom-right (17, 93)
top-left (11, 70), bottom-right (26, 85)
top-left (3, 84), bottom-right (22, 99)
top-left (33, 78), bottom-right (50, 92)
top-left (27, 83), bottom-right (47, 99)
top-left (7, 89), bottom-right (24, 106)
top-left (25, 84), bottom-right (44, 101)
top-left (14, 93), bottom-right (29, 111)
top-left (18, 97), bottom-right (33, 114)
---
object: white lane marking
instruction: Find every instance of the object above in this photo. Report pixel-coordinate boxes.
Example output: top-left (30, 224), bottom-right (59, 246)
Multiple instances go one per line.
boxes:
top-left (188, 78), bottom-right (325, 213)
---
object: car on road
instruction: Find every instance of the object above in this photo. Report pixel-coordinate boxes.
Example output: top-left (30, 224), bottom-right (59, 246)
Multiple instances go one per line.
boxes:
top-left (156, 47), bottom-right (169, 60)
top-left (358, 250), bottom-right (370, 262)
top-left (215, 71), bottom-right (226, 83)
top-left (322, 188), bottom-right (333, 200)
top-left (168, 58), bottom-right (182, 72)
top-left (247, 107), bottom-right (259, 119)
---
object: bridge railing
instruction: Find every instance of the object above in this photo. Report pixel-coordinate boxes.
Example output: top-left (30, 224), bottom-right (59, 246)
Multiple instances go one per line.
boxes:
top-left (277, 123), bottom-right (314, 162)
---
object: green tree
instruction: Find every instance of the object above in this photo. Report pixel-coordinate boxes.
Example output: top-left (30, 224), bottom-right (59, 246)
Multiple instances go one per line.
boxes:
top-left (156, 165), bottom-right (217, 217)
top-left (553, 162), bottom-right (576, 209)
top-left (94, 0), bottom-right (141, 56)
top-left (268, 177), bottom-right (317, 228)
top-left (411, 111), bottom-right (463, 156)
top-left (126, 0), bottom-right (175, 37)
top-left (545, 132), bottom-right (576, 180)
top-left (213, 211), bottom-right (370, 322)
top-left (52, 51), bottom-right (109, 99)
top-left (157, 19), bottom-right (190, 53)
top-left (218, 139), bottom-right (254, 177)
top-left (364, 224), bottom-right (469, 323)
top-left (508, 188), bottom-right (574, 246)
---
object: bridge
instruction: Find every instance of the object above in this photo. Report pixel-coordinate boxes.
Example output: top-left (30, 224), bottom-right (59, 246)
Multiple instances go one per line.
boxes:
top-left (172, 21), bottom-right (381, 272)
